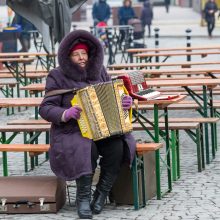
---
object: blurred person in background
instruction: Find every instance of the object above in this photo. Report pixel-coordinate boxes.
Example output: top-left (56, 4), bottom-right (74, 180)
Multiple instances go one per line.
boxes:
top-left (140, 0), bottom-right (153, 38)
top-left (12, 13), bottom-right (36, 52)
top-left (92, 0), bottom-right (111, 26)
top-left (118, 0), bottom-right (136, 48)
top-left (118, 0), bottom-right (136, 25)
top-left (203, 0), bottom-right (218, 38)
top-left (164, 0), bottom-right (170, 13)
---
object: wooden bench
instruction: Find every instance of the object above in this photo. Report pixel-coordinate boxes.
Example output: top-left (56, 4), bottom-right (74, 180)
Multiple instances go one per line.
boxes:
top-left (134, 51), bottom-right (220, 59)
top-left (108, 61), bottom-right (220, 70)
top-left (0, 81), bottom-right (18, 98)
top-left (0, 144), bottom-right (50, 176)
top-left (20, 83), bottom-right (46, 95)
top-left (0, 57), bottom-right (35, 63)
top-left (132, 121), bottom-right (203, 182)
top-left (108, 68), bottom-right (220, 77)
top-left (132, 142), bottom-right (163, 209)
top-left (0, 52), bottom-right (56, 58)
top-left (0, 72), bottom-right (47, 81)
top-left (0, 140), bottom-right (162, 210)
top-left (0, 69), bottom-right (48, 74)
top-left (126, 45), bottom-right (220, 53)
top-left (0, 124), bottom-right (50, 174)
top-left (7, 119), bottom-right (50, 125)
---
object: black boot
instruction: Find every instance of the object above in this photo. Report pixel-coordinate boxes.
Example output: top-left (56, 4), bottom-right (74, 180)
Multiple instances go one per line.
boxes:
top-left (90, 172), bottom-right (117, 214)
top-left (76, 175), bottom-right (93, 219)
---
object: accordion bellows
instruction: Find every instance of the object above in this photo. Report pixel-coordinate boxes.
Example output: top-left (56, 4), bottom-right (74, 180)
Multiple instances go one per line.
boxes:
top-left (71, 80), bottom-right (133, 141)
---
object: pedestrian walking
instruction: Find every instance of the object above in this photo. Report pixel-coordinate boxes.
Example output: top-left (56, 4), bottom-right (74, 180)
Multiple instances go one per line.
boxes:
top-left (12, 13), bottom-right (36, 52)
top-left (39, 29), bottom-right (136, 219)
top-left (203, 0), bottom-right (218, 38)
top-left (92, 0), bottom-right (111, 26)
top-left (140, 0), bottom-right (153, 38)
top-left (164, 0), bottom-right (170, 13)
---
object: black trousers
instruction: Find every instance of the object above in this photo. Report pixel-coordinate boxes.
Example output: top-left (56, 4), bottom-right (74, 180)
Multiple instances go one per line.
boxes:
top-left (19, 34), bottom-right (31, 52)
top-left (91, 136), bottom-right (124, 175)
top-left (207, 20), bottom-right (215, 37)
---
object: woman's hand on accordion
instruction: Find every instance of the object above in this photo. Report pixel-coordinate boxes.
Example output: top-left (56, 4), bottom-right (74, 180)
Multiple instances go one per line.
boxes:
top-left (64, 106), bottom-right (82, 122)
top-left (122, 95), bottom-right (133, 110)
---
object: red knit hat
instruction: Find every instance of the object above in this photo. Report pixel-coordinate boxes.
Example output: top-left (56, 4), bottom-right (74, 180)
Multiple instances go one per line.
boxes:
top-left (71, 43), bottom-right (89, 53)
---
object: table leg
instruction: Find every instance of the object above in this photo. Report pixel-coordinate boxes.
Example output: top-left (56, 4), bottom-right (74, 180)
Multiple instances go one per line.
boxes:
top-left (171, 130), bottom-right (177, 181)
top-left (209, 88), bottom-right (216, 159)
top-left (2, 132), bottom-right (8, 176)
top-left (176, 130), bottom-right (180, 179)
top-left (153, 104), bottom-right (161, 199)
top-left (164, 107), bottom-right (172, 192)
top-left (202, 85), bottom-right (210, 164)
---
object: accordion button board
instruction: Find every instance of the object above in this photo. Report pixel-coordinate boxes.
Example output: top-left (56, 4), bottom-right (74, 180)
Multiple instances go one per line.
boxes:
top-left (71, 80), bottom-right (133, 141)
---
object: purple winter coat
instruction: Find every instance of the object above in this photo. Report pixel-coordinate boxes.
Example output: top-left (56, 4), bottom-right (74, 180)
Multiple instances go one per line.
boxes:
top-left (39, 30), bottom-right (136, 181)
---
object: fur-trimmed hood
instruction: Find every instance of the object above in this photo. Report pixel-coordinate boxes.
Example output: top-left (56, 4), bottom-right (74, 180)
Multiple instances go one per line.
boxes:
top-left (58, 29), bottom-right (104, 82)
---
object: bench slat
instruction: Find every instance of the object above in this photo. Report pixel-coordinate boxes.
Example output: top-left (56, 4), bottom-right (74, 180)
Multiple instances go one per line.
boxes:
top-left (0, 144), bottom-right (49, 152)
top-left (152, 117), bottom-right (219, 123)
top-left (133, 122), bottom-right (200, 130)
top-left (7, 119), bottom-right (50, 125)
top-left (136, 143), bottom-right (163, 152)
top-left (0, 124), bottom-right (50, 132)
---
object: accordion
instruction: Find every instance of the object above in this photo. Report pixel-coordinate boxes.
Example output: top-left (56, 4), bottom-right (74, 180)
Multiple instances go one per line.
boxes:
top-left (71, 80), bottom-right (133, 141)
top-left (118, 71), bottom-right (160, 101)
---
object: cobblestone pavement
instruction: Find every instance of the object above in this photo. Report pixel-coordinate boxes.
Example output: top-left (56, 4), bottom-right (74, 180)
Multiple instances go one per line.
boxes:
top-left (0, 107), bottom-right (220, 220)
top-left (1, 5), bottom-right (220, 220)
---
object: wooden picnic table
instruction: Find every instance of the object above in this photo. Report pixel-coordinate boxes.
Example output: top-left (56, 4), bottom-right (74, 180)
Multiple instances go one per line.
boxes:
top-left (20, 83), bottom-right (45, 93)
top-left (133, 94), bottom-right (186, 198)
top-left (0, 53), bottom-right (55, 81)
top-left (0, 57), bottom-right (35, 63)
top-left (0, 97), bottom-right (43, 108)
top-left (108, 61), bottom-right (220, 70)
top-left (108, 68), bottom-right (220, 77)
top-left (0, 81), bottom-right (17, 87)
top-left (134, 51), bottom-right (220, 58)
top-left (147, 78), bottom-right (220, 164)
top-left (0, 72), bottom-right (47, 79)
top-left (0, 68), bottom-right (48, 73)
top-left (0, 52), bottom-right (56, 58)
top-left (146, 78), bottom-right (220, 87)
top-left (126, 45), bottom-right (220, 53)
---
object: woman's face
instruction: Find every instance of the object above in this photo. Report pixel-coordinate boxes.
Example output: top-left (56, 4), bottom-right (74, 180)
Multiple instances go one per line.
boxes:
top-left (125, 0), bottom-right (131, 7)
top-left (70, 49), bottom-right (88, 68)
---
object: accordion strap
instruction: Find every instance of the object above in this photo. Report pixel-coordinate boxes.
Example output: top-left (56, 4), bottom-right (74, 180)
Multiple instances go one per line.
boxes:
top-left (44, 88), bottom-right (77, 98)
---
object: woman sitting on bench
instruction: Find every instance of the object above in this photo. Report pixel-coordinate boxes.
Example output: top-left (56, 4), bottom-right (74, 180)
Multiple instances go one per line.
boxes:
top-left (39, 30), bottom-right (135, 219)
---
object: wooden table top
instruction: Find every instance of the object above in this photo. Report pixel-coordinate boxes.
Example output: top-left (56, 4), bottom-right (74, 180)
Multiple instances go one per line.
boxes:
top-left (135, 95), bottom-right (186, 105)
top-left (0, 73), bottom-right (47, 79)
top-left (0, 81), bottom-right (17, 86)
top-left (146, 78), bottom-right (220, 87)
top-left (0, 95), bottom-right (186, 108)
top-left (0, 97), bottom-right (43, 107)
top-left (7, 119), bottom-right (50, 125)
top-left (108, 61), bottom-right (220, 69)
top-left (0, 124), bottom-right (50, 132)
top-left (20, 83), bottom-right (45, 92)
top-left (0, 57), bottom-right (35, 62)
top-left (134, 51), bottom-right (220, 58)
top-left (108, 68), bottom-right (220, 76)
top-left (127, 45), bottom-right (220, 53)
top-left (0, 52), bottom-right (56, 58)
